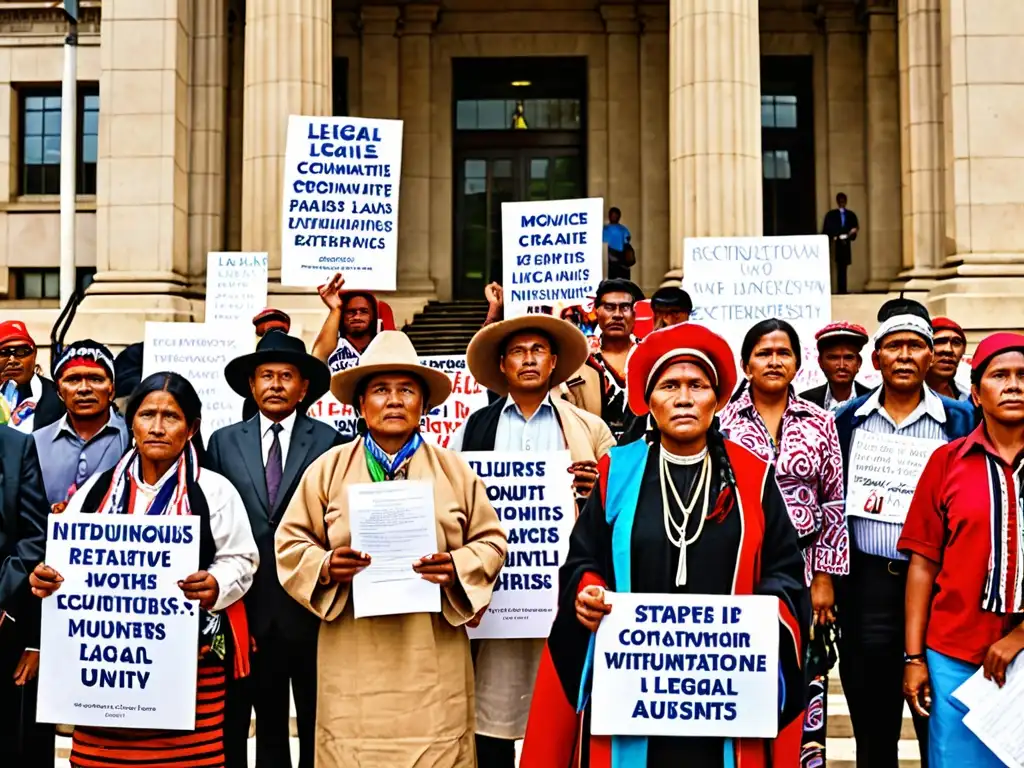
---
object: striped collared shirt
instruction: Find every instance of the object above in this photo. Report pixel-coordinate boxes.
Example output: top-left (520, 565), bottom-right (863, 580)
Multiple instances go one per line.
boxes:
top-left (849, 386), bottom-right (949, 560)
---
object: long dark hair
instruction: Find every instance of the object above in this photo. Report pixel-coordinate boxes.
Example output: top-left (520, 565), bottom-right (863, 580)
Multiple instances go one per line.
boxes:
top-left (125, 372), bottom-right (206, 460)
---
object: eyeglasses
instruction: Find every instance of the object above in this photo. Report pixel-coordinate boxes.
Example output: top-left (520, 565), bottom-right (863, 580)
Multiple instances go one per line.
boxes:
top-left (0, 346), bottom-right (33, 360)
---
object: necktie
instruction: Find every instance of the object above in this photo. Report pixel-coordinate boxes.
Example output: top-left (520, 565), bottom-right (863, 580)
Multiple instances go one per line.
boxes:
top-left (840, 209), bottom-right (846, 227)
top-left (266, 423), bottom-right (283, 509)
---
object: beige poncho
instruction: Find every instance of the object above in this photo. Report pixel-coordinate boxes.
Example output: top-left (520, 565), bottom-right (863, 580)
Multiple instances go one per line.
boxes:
top-left (275, 438), bottom-right (507, 768)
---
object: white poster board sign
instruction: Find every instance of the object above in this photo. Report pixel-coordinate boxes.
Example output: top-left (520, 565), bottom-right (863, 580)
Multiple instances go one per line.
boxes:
top-left (143, 323), bottom-right (250, 444)
top-left (349, 480), bottom-right (441, 619)
top-left (37, 515), bottom-right (201, 730)
top-left (419, 355), bottom-right (489, 448)
top-left (591, 592), bottom-right (780, 738)
top-left (845, 432), bottom-right (944, 524)
top-left (684, 236), bottom-right (832, 391)
top-left (205, 252), bottom-right (268, 326)
top-left (502, 197), bottom-right (603, 318)
top-left (462, 450), bottom-right (574, 639)
top-left (281, 115), bottom-right (403, 290)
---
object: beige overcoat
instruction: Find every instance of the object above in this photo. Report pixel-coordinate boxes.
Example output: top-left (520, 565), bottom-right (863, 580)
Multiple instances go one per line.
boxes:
top-left (274, 438), bottom-right (508, 768)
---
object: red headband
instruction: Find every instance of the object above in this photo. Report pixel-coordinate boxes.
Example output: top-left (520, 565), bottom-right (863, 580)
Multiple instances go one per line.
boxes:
top-left (57, 357), bottom-right (106, 378)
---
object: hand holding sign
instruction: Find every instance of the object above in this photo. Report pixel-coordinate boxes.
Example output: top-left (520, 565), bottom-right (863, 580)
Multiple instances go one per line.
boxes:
top-left (323, 547), bottom-right (372, 584)
top-left (576, 584), bottom-right (612, 632)
top-left (569, 460), bottom-right (600, 498)
top-left (177, 570), bottom-right (220, 610)
top-left (29, 562), bottom-right (63, 599)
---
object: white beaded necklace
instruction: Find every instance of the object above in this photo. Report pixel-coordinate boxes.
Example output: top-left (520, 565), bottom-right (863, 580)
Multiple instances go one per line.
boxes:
top-left (659, 446), bottom-right (711, 587)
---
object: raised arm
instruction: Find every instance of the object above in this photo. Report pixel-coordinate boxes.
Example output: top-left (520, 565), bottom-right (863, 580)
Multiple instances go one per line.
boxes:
top-left (312, 272), bottom-right (346, 363)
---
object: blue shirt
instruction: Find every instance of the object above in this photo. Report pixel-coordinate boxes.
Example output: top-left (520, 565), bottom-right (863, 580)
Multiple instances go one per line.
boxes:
top-left (603, 222), bottom-right (631, 253)
top-left (32, 410), bottom-right (129, 506)
top-left (448, 394), bottom-right (565, 452)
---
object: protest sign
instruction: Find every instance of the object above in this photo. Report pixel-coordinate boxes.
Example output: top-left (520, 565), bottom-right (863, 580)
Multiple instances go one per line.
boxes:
top-left (143, 323), bottom-right (250, 444)
top-left (419, 355), bottom-right (488, 448)
top-left (205, 251), bottom-right (268, 326)
top-left (281, 115), bottom-right (403, 290)
top-left (308, 353), bottom-right (488, 445)
top-left (501, 197), bottom-right (603, 318)
top-left (462, 451), bottom-right (574, 639)
top-left (845, 432), bottom-right (944, 524)
top-left (37, 515), bottom-right (201, 730)
top-left (591, 592), bottom-right (780, 738)
top-left (683, 236), bottom-right (831, 389)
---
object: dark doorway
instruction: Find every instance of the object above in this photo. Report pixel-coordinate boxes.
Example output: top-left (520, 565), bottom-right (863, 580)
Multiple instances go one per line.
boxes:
top-left (760, 56), bottom-right (816, 236)
top-left (452, 57), bottom-right (587, 299)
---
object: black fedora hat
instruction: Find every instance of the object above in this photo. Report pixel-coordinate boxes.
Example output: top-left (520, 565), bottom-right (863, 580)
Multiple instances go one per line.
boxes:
top-left (224, 330), bottom-right (330, 409)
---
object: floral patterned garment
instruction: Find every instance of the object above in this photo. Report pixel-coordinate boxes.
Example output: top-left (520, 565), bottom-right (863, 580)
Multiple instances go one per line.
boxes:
top-left (719, 387), bottom-right (848, 584)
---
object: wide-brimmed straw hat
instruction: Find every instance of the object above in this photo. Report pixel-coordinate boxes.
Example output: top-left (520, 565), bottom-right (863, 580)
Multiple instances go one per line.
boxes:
top-left (224, 331), bottom-right (330, 409)
top-left (466, 314), bottom-right (590, 396)
top-left (331, 330), bottom-right (451, 410)
top-left (625, 322), bottom-right (737, 416)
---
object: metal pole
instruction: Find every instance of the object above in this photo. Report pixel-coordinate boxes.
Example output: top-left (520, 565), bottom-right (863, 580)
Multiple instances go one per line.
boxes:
top-left (59, 19), bottom-right (78, 306)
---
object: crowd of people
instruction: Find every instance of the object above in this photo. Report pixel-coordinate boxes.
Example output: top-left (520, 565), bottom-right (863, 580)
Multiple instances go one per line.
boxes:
top-left (0, 271), bottom-right (1020, 768)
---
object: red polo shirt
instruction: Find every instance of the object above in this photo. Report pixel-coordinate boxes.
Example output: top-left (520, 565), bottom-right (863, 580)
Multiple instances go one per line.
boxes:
top-left (898, 425), bottom-right (1015, 665)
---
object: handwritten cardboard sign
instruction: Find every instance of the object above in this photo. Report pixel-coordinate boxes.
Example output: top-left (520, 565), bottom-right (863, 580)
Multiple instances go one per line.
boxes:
top-left (37, 516), bottom-right (201, 730)
top-left (845, 431), bottom-right (944, 524)
top-left (281, 115), bottom-right (403, 290)
top-left (205, 251), bottom-right (268, 326)
top-left (591, 592), bottom-right (780, 738)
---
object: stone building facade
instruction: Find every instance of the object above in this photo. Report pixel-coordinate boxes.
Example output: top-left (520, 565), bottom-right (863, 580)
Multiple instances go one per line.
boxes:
top-left (0, 0), bottom-right (1021, 350)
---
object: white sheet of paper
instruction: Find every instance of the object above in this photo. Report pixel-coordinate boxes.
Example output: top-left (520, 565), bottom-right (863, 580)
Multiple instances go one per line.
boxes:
top-left (954, 659), bottom-right (1024, 767)
top-left (844, 432), bottom-right (944, 524)
top-left (348, 480), bottom-right (441, 619)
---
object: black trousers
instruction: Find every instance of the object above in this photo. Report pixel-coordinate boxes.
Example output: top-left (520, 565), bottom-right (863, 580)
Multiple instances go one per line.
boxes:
top-left (838, 551), bottom-right (928, 768)
top-left (224, 629), bottom-right (317, 768)
top-left (475, 734), bottom-right (516, 768)
top-left (0, 633), bottom-right (54, 768)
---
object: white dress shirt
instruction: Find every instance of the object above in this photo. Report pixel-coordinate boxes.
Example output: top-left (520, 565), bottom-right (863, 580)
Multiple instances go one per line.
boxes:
top-left (259, 410), bottom-right (297, 467)
top-left (448, 394), bottom-right (565, 452)
top-left (68, 469), bottom-right (260, 613)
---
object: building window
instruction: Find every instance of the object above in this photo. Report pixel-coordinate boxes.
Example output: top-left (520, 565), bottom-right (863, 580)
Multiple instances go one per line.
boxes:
top-left (763, 150), bottom-right (792, 180)
top-left (761, 95), bottom-right (797, 128)
top-left (455, 98), bottom-right (581, 130)
top-left (19, 85), bottom-right (100, 196)
top-left (10, 267), bottom-right (95, 300)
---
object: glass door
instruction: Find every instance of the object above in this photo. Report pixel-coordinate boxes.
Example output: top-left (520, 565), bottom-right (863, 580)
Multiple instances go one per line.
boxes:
top-left (454, 148), bottom-right (582, 299)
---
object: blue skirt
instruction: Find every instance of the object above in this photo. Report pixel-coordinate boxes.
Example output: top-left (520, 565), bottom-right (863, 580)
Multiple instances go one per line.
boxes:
top-left (926, 649), bottom-right (1004, 768)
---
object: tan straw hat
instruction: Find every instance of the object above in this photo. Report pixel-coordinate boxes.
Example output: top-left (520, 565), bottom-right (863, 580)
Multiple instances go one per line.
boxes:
top-left (331, 330), bottom-right (452, 410)
top-left (466, 314), bottom-right (591, 396)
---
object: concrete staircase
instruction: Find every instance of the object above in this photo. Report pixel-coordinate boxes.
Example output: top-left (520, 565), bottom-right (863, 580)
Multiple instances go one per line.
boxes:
top-left (402, 300), bottom-right (489, 356)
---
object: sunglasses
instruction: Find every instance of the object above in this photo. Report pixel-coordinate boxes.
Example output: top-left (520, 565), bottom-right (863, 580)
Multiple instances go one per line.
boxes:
top-left (0, 346), bottom-right (33, 360)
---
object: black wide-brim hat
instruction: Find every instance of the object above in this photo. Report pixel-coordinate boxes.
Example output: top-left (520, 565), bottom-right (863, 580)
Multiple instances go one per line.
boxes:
top-left (224, 330), bottom-right (331, 409)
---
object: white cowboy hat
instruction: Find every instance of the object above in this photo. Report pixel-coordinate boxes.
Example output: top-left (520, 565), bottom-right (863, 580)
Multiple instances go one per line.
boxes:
top-left (331, 331), bottom-right (452, 411)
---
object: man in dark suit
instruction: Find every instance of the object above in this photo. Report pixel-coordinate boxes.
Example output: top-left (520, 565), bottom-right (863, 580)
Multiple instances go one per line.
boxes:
top-left (0, 425), bottom-right (51, 766)
top-left (801, 321), bottom-right (873, 411)
top-left (821, 192), bottom-right (860, 295)
top-left (0, 321), bottom-right (65, 433)
top-left (207, 331), bottom-right (341, 768)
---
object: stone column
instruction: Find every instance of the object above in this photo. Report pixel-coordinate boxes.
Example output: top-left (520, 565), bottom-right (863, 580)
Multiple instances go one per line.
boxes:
top-left (638, 4), bottom-right (670, 293)
top-left (188, 0), bottom-right (228, 285)
top-left (85, 0), bottom-right (194, 334)
top-left (241, 0), bottom-right (332, 271)
top-left (864, 4), bottom-right (903, 290)
top-left (397, 5), bottom-right (437, 294)
top-left (669, 0), bottom-right (762, 273)
top-left (927, 0), bottom-right (1024, 331)
top-left (601, 5), bottom-right (642, 280)
top-left (360, 6), bottom-right (399, 119)
top-left (896, 0), bottom-right (944, 288)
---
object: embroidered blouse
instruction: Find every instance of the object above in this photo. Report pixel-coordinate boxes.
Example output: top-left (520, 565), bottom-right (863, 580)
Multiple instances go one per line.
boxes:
top-left (719, 387), bottom-right (848, 583)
